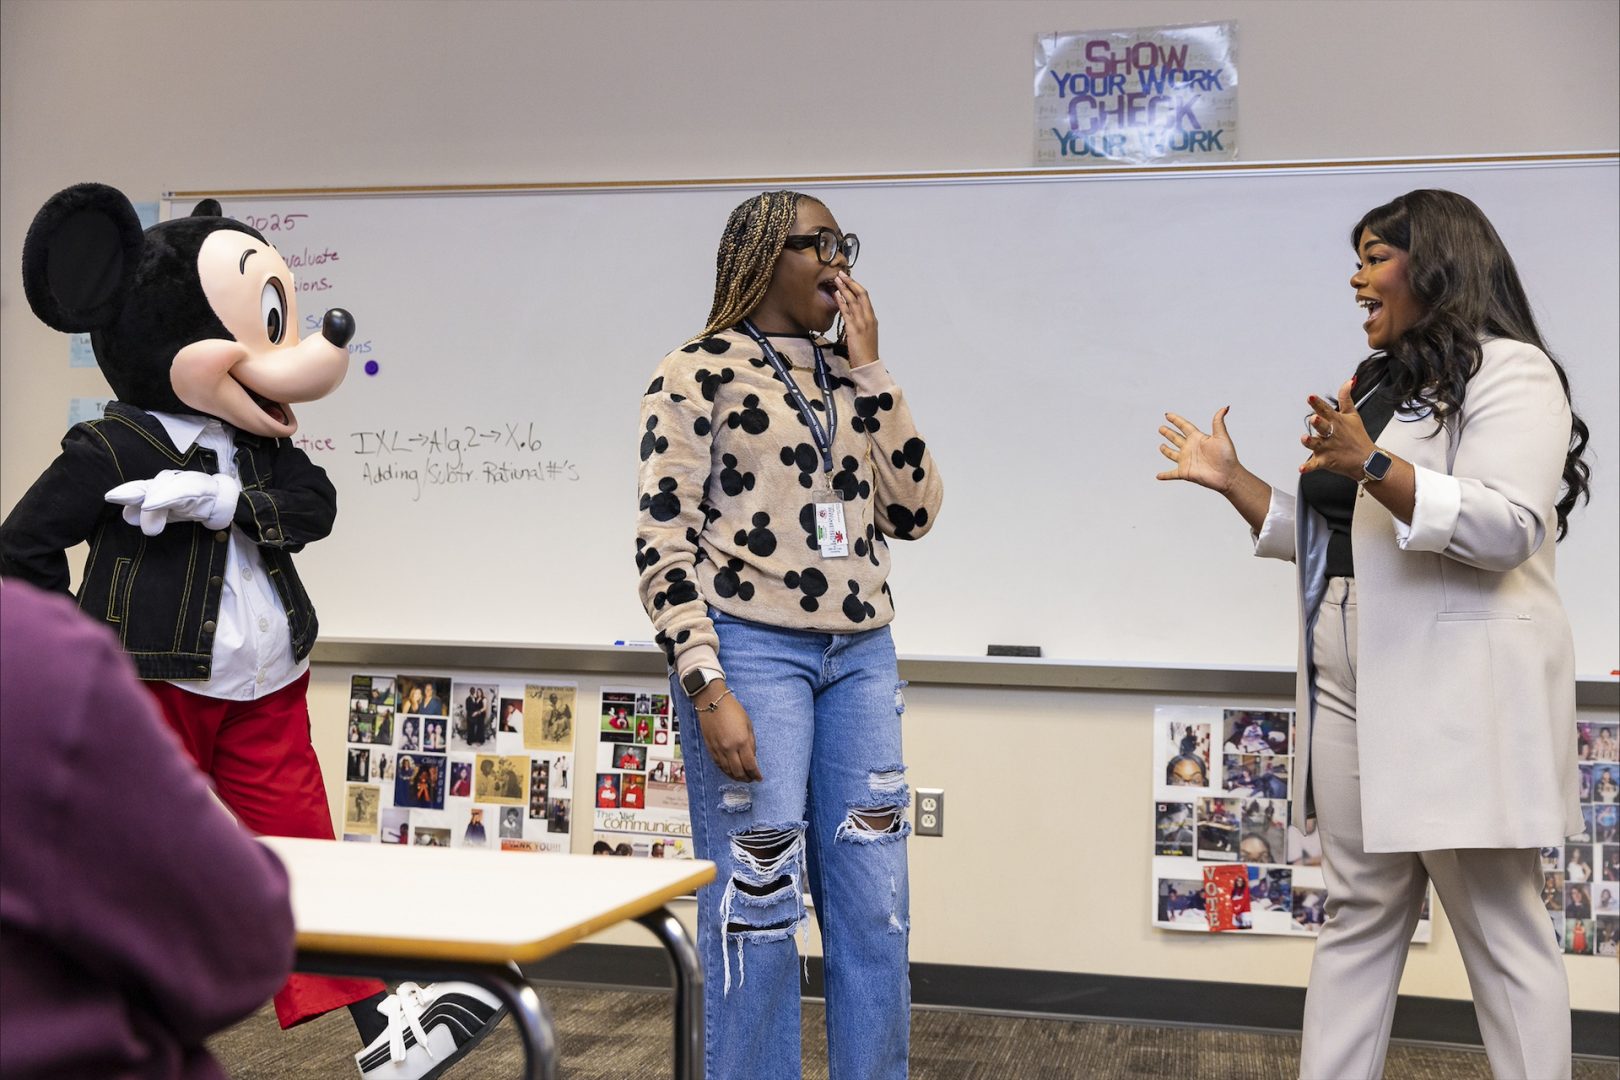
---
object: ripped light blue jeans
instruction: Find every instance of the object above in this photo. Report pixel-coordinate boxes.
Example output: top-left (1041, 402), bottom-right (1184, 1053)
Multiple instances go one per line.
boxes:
top-left (672, 607), bottom-right (911, 1080)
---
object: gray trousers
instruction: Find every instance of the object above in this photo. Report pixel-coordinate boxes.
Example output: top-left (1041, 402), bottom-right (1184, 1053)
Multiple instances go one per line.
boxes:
top-left (1298, 577), bottom-right (1571, 1079)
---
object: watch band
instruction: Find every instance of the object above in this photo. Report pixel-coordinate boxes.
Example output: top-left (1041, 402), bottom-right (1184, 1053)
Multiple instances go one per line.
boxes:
top-left (681, 666), bottom-right (725, 698)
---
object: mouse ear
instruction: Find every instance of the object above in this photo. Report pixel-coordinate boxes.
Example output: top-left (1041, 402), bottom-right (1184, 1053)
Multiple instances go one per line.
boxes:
top-left (21, 183), bottom-right (145, 333)
top-left (190, 198), bottom-right (223, 217)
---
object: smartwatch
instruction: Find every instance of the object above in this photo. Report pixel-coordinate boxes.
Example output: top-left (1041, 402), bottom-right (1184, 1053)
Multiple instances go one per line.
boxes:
top-left (681, 667), bottom-right (724, 698)
top-left (1362, 448), bottom-right (1394, 484)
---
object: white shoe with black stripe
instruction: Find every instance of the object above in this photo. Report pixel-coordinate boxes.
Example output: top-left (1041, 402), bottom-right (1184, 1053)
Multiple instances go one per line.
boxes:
top-left (354, 982), bottom-right (504, 1079)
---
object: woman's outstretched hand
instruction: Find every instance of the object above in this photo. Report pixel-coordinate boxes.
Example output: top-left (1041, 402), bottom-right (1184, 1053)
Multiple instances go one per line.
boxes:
top-left (1157, 407), bottom-right (1240, 492)
top-left (1157, 406), bottom-right (1273, 534)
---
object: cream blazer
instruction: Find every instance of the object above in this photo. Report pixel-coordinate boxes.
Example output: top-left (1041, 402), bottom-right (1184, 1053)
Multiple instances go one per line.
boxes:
top-left (1255, 337), bottom-right (1581, 853)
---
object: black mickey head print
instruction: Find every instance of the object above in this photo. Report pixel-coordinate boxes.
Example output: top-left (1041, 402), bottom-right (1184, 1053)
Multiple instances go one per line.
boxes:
top-left (734, 512), bottom-right (778, 557)
top-left (798, 503), bottom-right (820, 551)
top-left (645, 376), bottom-right (664, 395)
top-left (641, 477), bottom-right (681, 522)
top-left (653, 567), bottom-right (699, 610)
top-left (886, 504), bottom-right (928, 540)
top-left (635, 538), bottom-right (661, 572)
top-left (712, 557), bottom-right (756, 601)
top-left (695, 368), bottom-right (735, 402)
top-left (726, 394), bottom-right (770, 435)
top-left (852, 522), bottom-right (880, 566)
top-left (782, 566), bottom-right (829, 612)
top-left (681, 336), bottom-right (731, 355)
top-left (780, 443), bottom-right (819, 488)
top-left (640, 415), bottom-right (669, 461)
top-left (841, 579), bottom-right (877, 623)
top-left (831, 455), bottom-right (870, 502)
top-left (694, 415), bottom-right (712, 437)
top-left (655, 628), bottom-right (691, 666)
top-left (851, 392), bottom-right (894, 434)
top-left (891, 437), bottom-right (929, 482)
top-left (783, 392), bottom-right (828, 428)
top-left (718, 454), bottom-right (756, 496)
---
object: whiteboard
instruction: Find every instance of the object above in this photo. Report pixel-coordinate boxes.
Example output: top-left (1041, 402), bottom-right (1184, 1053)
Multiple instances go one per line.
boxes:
top-left (170, 159), bottom-right (1619, 672)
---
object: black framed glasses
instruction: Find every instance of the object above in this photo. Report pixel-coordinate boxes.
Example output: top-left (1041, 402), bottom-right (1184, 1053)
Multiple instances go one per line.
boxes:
top-left (783, 227), bottom-right (859, 267)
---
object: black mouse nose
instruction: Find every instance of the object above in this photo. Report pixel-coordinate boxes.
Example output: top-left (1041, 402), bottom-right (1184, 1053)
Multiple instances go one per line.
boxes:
top-left (321, 308), bottom-right (355, 348)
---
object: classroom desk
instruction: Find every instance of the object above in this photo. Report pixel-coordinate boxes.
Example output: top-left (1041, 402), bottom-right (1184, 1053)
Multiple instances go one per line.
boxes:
top-left (260, 836), bottom-right (715, 1080)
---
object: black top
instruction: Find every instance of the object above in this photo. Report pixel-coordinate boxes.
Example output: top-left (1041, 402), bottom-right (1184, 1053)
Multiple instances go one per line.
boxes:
top-left (1298, 379), bottom-right (1399, 579)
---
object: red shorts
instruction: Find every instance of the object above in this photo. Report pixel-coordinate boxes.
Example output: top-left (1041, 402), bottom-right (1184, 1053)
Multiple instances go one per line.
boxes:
top-left (145, 671), bottom-right (386, 1028)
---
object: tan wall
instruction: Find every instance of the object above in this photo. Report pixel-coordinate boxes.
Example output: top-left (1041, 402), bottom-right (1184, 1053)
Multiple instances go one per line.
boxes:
top-left (5, 0), bottom-right (1617, 1014)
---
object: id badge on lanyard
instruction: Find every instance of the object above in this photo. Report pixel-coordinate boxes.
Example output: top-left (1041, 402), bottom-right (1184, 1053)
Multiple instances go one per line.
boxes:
top-left (740, 320), bottom-right (848, 559)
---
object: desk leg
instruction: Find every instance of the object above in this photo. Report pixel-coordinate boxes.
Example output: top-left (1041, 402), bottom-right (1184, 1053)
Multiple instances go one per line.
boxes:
top-left (478, 963), bottom-right (559, 1080)
top-left (636, 907), bottom-right (704, 1080)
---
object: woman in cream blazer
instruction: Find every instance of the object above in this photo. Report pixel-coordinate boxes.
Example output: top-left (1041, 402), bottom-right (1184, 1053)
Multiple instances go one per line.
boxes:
top-left (1158, 189), bottom-right (1591, 1080)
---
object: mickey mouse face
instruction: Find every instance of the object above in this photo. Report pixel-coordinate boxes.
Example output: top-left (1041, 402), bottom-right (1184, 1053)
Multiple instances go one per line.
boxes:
top-left (831, 455), bottom-right (870, 502)
top-left (640, 415), bottom-right (670, 461)
top-left (852, 392), bottom-right (894, 434)
top-left (652, 567), bottom-right (699, 610)
top-left (681, 336), bottom-right (731, 356)
top-left (718, 454), bottom-right (755, 496)
top-left (734, 512), bottom-right (777, 557)
top-left (172, 227), bottom-right (350, 437)
top-left (21, 185), bottom-right (350, 438)
top-left (841, 580), bottom-right (877, 623)
top-left (891, 437), bottom-right (929, 482)
top-left (711, 557), bottom-right (756, 601)
top-left (780, 443), bottom-right (819, 488)
top-left (640, 477), bottom-right (681, 522)
top-left (727, 394), bottom-right (770, 434)
top-left (782, 567), bottom-right (829, 612)
top-left (635, 538), bottom-right (661, 572)
top-left (695, 368), bottom-right (734, 402)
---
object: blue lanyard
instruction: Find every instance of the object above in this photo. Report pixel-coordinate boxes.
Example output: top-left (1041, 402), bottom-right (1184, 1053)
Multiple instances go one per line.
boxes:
top-left (739, 319), bottom-right (838, 476)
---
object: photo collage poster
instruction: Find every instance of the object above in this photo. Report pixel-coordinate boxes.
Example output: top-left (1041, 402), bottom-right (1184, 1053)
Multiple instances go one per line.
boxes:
top-left (593, 685), bottom-right (693, 858)
top-left (1150, 704), bottom-right (1433, 941)
top-left (1551, 720), bottom-right (1620, 958)
top-left (343, 672), bottom-right (575, 853)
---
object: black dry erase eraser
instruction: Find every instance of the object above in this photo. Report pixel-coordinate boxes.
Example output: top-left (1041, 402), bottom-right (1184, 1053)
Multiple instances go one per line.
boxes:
top-left (987, 645), bottom-right (1042, 658)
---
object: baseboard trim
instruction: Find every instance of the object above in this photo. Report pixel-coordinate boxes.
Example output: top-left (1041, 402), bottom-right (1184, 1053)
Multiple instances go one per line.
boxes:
top-left (522, 944), bottom-right (1618, 1059)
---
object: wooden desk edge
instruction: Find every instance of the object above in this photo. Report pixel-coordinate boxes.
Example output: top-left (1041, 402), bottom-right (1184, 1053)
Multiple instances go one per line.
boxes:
top-left (292, 864), bottom-right (714, 966)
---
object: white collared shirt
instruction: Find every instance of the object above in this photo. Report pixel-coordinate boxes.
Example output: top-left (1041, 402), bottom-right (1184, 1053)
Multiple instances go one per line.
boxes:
top-left (149, 411), bottom-right (307, 700)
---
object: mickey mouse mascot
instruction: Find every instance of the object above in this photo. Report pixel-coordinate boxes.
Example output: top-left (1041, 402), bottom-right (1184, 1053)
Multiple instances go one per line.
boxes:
top-left (0, 184), bottom-right (499, 1079)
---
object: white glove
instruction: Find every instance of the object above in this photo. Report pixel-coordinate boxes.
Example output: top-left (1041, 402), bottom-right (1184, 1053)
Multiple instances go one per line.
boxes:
top-left (105, 470), bottom-right (242, 536)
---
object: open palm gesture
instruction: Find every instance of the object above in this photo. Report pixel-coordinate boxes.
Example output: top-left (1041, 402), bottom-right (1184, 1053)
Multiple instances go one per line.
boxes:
top-left (1157, 407), bottom-right (1241, 493)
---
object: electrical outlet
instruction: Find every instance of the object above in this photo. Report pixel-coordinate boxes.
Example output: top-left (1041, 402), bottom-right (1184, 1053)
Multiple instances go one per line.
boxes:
top-left (915, 788), bottom-right (944, 837)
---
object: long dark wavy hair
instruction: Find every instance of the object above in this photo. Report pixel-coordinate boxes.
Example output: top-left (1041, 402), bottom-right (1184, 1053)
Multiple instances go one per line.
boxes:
top-left (1351, 189), bottom-right (1591, 539)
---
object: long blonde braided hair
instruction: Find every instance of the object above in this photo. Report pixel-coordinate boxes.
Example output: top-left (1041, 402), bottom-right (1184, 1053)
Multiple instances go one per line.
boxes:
top-left (691, 190), bottom-right (812, 342)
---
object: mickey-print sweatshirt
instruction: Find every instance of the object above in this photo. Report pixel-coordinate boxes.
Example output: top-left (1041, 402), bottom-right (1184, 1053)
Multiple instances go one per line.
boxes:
top-left (636, 327), bottom-right (943, 681)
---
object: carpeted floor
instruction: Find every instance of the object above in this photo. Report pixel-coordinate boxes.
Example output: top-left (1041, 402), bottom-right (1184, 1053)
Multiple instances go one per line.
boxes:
top-left (210, 986), bottom-right (1619, 1079)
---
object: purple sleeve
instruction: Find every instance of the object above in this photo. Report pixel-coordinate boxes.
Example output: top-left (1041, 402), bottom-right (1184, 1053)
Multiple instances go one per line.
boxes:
top-left (1, 586), bottom-right (295, 1042)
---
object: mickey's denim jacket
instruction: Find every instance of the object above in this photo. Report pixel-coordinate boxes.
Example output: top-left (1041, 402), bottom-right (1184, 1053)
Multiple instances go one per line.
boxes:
top-left (0, 402), bottom-right (333, 680)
